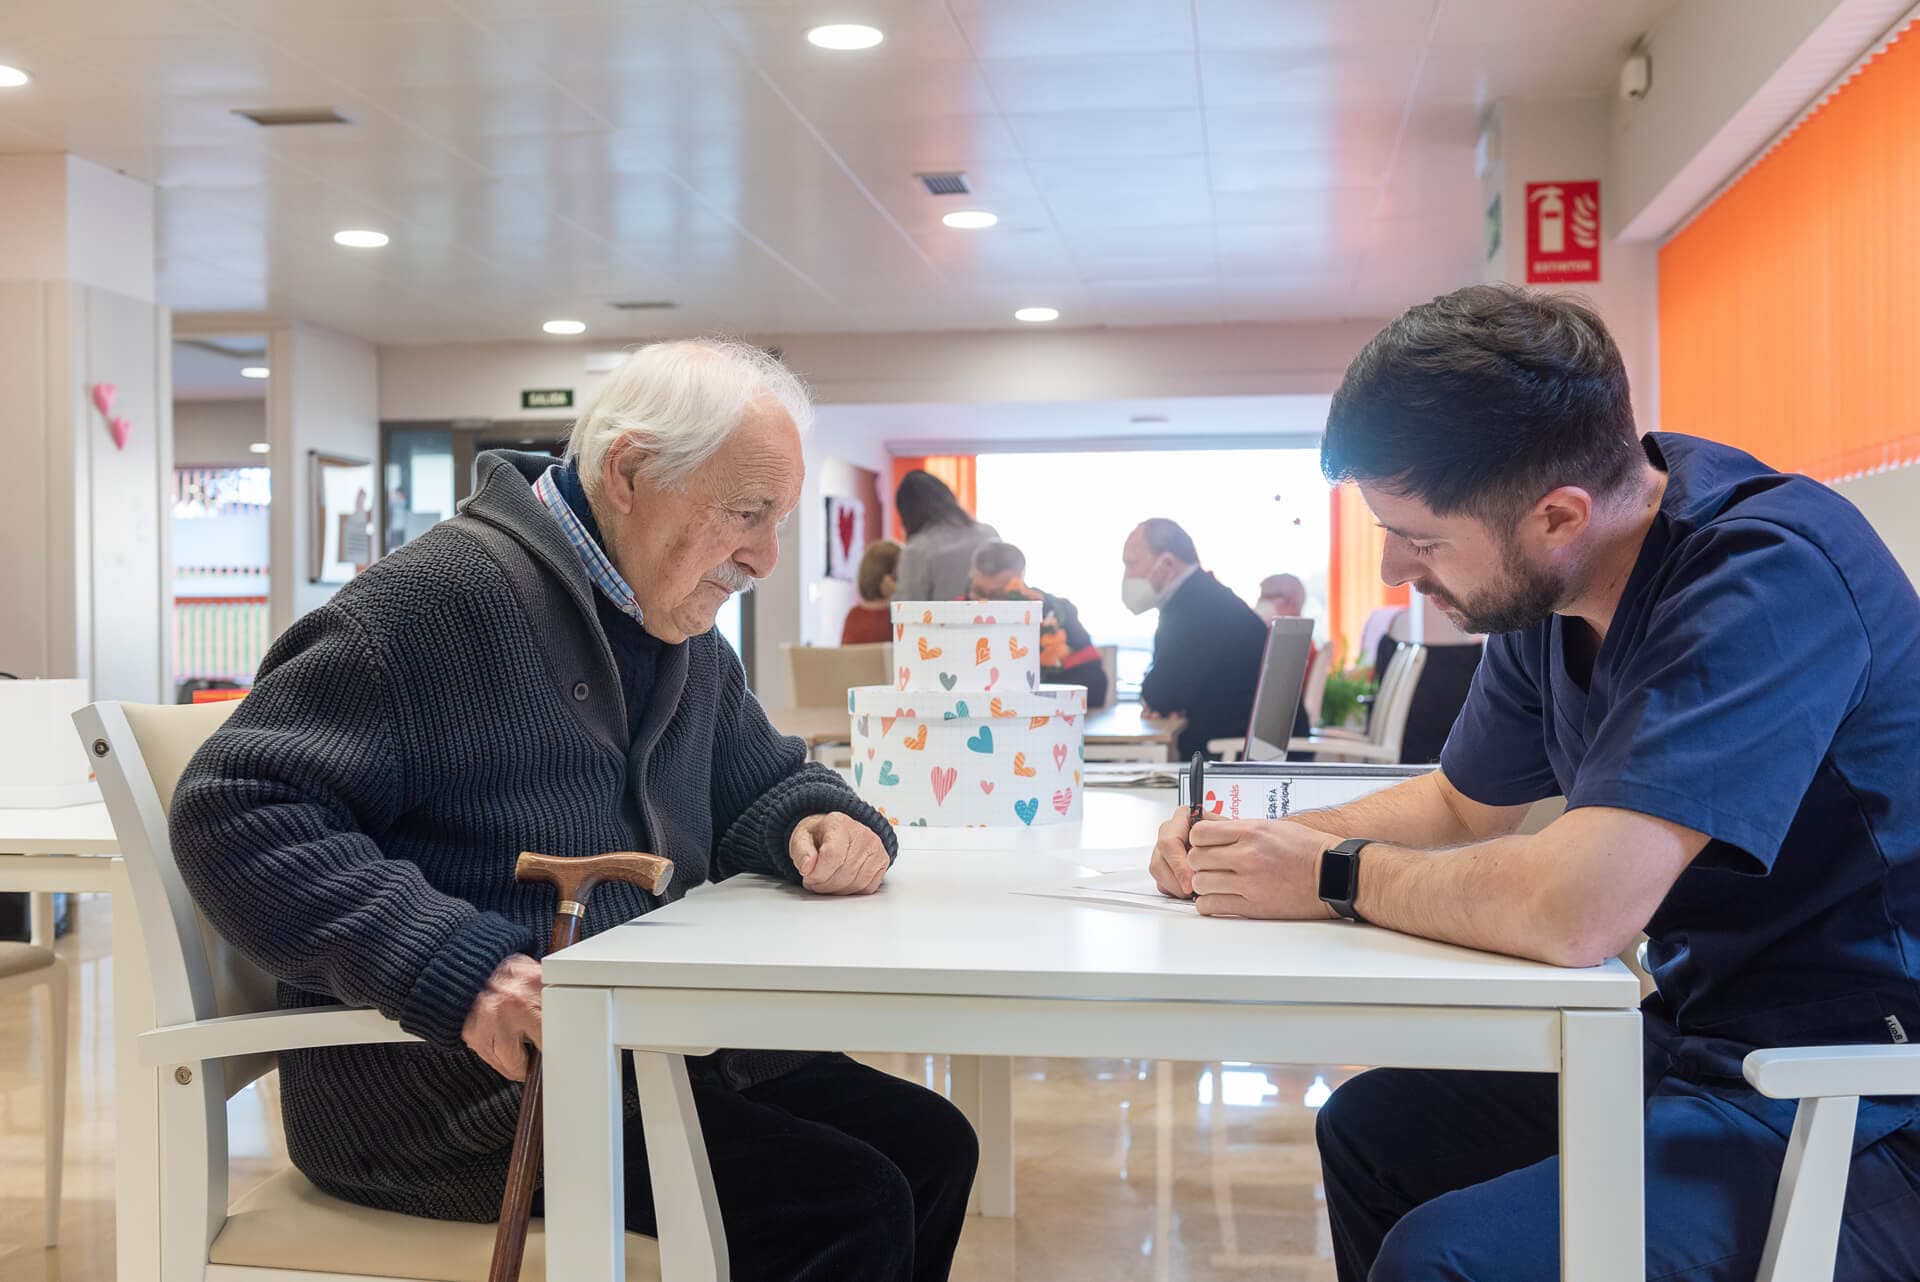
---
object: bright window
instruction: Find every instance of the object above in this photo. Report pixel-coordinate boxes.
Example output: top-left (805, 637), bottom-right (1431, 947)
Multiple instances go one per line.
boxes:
top-left (974, 448), bottom-right (1329, 692)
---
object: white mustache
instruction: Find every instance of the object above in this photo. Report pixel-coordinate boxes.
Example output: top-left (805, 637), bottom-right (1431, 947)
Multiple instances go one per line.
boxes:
top-left (704, 562), bottom-right (758, 594)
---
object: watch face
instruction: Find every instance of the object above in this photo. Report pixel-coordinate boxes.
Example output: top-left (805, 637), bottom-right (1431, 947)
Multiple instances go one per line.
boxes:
top-left (1318, 847), bottom-right (1352, 901)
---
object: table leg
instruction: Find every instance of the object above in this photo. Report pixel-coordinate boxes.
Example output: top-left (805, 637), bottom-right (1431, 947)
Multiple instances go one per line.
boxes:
top-left (1560, 1009), bottom-right (1643, 1282)
top-left (544, 986), bottom-right (626, 1282)
top-left (976, 1056), bottom-right (1014, 1218)
top-left (110, 866), bottom-right (162, 1282)
top-left (631, 1050), bottom-right (727, 1282)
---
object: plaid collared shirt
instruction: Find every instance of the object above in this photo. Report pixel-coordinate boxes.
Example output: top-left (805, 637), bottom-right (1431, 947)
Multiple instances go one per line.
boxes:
top-left (533, 465), bottom-right (646, 625)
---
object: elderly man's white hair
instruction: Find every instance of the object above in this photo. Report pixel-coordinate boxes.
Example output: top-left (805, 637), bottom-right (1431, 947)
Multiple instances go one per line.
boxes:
top-left (567, 339), bottom-right (813, 499)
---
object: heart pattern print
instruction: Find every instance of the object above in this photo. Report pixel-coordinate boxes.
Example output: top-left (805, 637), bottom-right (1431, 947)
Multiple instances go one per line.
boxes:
top-left (852, 629), bottom-right (1090, 832)
top-left (893, 601), bottom-right (1041, 694)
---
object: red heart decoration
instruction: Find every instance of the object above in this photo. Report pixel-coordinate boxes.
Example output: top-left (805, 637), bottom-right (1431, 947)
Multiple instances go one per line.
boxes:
top-left (108, 415), bottom-right (132, 450)
top-left (1052, 787), bottom-right (1073, 816)
top-left (1052, 743), bottom-right (1068, 770)
top-left (980, 780), bottom-right (995, 794)
top-left (91, 383), bottom-right (117, 417)
top-left (897, 666), bottom-right (910, 691)
top-left (930, 766), bottom-right (957, 805)
top-left (836, 506), bottom-right (856, 559)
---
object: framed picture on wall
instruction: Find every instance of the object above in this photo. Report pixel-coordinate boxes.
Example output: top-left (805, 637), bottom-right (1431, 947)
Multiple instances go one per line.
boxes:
top-left (826, 495), bottom-right (862, 581)
top-left (309, 451), bottom-right (379, 584)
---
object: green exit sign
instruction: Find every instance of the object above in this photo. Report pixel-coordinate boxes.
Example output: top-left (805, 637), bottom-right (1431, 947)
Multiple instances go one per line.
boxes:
top-left (521, 388), bottom-right (574, 410)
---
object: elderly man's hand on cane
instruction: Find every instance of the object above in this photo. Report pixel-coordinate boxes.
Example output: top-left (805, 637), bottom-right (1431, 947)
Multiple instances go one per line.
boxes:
top-left (462, 955), bottom-right (544, 1082)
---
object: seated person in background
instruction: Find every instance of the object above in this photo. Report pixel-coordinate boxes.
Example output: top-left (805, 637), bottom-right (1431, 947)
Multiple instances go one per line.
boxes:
top-left (1150, 285), bottom-right (1920, 1281)
top-left (894, 469), bottom-right (999, 602)
top-left (171, 340), bottom-right (976, 1282)
top-left (1122, 518), bottom-right (1267, 758)
top-left (841, 538), bottom-right (900, 645)
top-left (967, 540), bottom-right (1109, 708)
top-left (1256, 571), bottom-right (1307, 620)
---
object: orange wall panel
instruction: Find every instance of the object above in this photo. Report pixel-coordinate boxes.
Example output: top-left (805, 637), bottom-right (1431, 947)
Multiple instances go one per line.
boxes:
top-left (1660, 25), bottom-right (1920, 481)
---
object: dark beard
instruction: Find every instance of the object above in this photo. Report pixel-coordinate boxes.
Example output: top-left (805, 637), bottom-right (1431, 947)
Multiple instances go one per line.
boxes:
top-left (1436, 540), bottom-right (1565, 635)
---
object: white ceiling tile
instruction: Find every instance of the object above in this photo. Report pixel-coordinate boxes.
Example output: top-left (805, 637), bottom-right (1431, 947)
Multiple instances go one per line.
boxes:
top-left (1199, 47), bottom-right (1424, 108)
top-left (1194, 0), bottom-right (1440, 52)
top-left (980, 54), bottom-right (1201, 114)
top-left (707, 2), bottom-right (974, 62)
top-left (947, 0), bottom-right (1196, 59)
top-left (1006, 110), bottom-right (1206, 160)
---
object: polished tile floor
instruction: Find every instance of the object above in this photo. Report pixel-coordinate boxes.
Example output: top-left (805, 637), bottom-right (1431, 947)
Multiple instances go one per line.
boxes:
top-left (1, 896), bottom-right (1348, 1280)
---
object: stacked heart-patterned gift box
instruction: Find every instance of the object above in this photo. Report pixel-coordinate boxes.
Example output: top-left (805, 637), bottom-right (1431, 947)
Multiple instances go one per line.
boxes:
top-left (848, 602), bottom-right (1088, 830)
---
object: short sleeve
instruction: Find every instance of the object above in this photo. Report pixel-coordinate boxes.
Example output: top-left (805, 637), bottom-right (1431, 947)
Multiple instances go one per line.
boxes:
top-left (1439, 630), bottom-right (1560, 806)
top-left (1566, 520), bottom-right (1869, 873)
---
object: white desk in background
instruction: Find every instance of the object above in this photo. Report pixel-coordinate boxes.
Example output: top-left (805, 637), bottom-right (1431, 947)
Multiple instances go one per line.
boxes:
top-left (0, 800), bottom-right (159, 1282)
top-left (1083, 703), bottom-right (1180, 762)
top-left (542, 789), bottom-right (1645, 1282)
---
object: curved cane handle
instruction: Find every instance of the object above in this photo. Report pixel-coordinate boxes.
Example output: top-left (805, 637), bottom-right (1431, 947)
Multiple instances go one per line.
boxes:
top-left (515, 850), bottom-right (674, 907)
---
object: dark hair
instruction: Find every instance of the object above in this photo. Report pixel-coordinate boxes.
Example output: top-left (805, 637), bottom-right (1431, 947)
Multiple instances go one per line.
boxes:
top-left (972, 541), bottom-right (1026, 578)
top-left (895, 470), bottom-right (974, 537)
top-left (1321, 285), bottom-right (1640, 529)
top-left (1136, 518), bottom-right (1198, 565)
top-left (856, 539), bottom-right (901, 601)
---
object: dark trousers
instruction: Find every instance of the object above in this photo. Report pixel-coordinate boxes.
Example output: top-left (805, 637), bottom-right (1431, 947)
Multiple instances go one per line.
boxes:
top-left (541, 1053), bottom-right (977, 1282)
top-left (1317, 1066), bottom-right (1920, 1281)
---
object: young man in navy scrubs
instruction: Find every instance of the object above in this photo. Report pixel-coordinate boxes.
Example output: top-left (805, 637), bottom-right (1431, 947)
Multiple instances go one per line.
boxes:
top-left (1150, 285), bottom-right (1920, 1280)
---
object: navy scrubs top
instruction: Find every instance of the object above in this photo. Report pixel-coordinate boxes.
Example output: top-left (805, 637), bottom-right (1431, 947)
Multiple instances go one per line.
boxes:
top-left (1441, 433), bottom-right (1920, 1139)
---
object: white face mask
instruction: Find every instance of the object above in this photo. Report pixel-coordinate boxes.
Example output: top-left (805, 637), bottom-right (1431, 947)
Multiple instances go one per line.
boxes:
top-left (1121, 575), bottom-right (1162, 616)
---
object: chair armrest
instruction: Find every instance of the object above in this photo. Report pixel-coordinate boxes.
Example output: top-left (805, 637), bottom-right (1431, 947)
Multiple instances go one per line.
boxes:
top-left (139, 1005), bottom-right (421, 1067)
top-left (1205, 738), bottom-right (1245, 761)
top-left (1742, 1044), bottom-right (1920, 1100)
top-left (1307, 726), bottom-right (1368, 742)
top-left (1288, 736), bottom-right (1399, 762)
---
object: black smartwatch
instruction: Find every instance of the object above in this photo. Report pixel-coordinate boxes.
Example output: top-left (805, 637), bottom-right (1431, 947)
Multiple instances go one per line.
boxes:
top-left (1318, 838), bottom-right (1372, 922)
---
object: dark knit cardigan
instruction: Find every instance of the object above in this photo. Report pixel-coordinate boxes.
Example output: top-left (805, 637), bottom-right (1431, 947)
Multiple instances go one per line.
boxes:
top-left (169, 450), bottom-right (896, 1221)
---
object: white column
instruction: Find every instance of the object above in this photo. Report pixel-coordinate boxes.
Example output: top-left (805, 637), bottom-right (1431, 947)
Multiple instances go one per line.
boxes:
top-left (1480, 100), bottom-right (1661, 434)
top-left (0, 154), bottom-right (169, 701)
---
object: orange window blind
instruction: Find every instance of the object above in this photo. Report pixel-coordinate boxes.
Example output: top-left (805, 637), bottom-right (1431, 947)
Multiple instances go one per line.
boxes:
top-left (1327, 483), bottom-right (1408, 669)
top-left (1659, 22), bottom-right (1920, 482)
top-left (889, 456), bottom-right (978, 539)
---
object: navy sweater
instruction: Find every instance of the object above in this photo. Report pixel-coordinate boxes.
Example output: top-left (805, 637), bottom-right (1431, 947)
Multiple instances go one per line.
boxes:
top-left (169, 450), bottom-right (894, 1221)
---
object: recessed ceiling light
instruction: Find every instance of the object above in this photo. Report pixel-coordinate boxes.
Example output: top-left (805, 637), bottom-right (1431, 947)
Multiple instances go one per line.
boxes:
top-left (248, 442), bottom-right (271, 454)
top-left (333, 229), bottom-right (389, 248)
top-left (0, 65), bottom-right (30, 89)
top-left (806, 23), bottom-right (884, 50)
top-left (241, 366), bottom-right (270, 379)
top-left (1014, 307), bottom-right (1060, 323)
top-left (543, 319), bottom-right (587, 336)
top-left (942, 210), bottom-right (999, 230)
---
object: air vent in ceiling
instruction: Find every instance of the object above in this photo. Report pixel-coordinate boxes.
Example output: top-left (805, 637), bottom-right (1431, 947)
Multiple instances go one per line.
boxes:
top-left (608, 299), bottom-right (678, 310)
top-left (917, 171), bottom-right (971, 196)
top-left (232, 106), bottom-right (352, 127)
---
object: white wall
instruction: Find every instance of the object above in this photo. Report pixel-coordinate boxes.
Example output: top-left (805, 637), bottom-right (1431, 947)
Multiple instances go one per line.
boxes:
top-left (175, 398), bottom-right (266, 466)
top-left (0, 155), bottom-right (168, 701)
top-left (378, 320), bottom-right (1387, 424)
top-left (1615, 0), bottom-right (1916, 240)
top-left (1484, 97), bottom-right (1660, 433)
top-left (269, 322), bottom-right (380, 629)
top-left (1833, 468), bottom-right (1920, 586)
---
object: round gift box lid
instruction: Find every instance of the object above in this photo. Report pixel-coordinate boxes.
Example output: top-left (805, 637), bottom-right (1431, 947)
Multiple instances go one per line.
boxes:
top-left (847, 683), bottom-right (1088, 718)
top-left (892, 600), bottom-right (1040, 627)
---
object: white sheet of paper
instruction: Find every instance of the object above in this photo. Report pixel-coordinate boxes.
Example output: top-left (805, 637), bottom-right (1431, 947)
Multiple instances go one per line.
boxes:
top-left (1015, 866), bottom-right (1199, 914)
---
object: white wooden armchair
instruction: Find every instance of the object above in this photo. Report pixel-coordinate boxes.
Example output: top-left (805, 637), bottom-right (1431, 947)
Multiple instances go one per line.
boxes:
top-left (77, 699), bottom-right (689, 1281)
top-left (1632, 943), bottom-right (1920, 1282)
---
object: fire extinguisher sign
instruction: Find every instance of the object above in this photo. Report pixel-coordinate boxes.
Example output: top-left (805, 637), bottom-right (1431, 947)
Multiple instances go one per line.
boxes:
top-left (1525, 180), bottom-right (1600, 284)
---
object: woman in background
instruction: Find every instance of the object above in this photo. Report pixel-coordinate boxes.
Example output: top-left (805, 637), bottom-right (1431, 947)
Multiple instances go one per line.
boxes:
top-left (893, 470), bottom-right (999, 602)
top-left (842, 539), bottom-right (901, 644)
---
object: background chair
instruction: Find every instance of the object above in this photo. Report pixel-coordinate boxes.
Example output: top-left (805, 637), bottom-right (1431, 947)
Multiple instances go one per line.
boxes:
top-left (0, 932), bottom-right (67, 1247)
top-left (1300, 640), bottom-right (1334, 727)
top-left (782, 642), bottom-right (892, 708)
top-left (76, 699), bottom-right (697, 1281)
top-left (1286, 643), bottom-right (1428, 763)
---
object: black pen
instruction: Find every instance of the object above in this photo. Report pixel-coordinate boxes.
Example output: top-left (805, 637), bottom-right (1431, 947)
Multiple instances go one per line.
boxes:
top-left (1185, 750), bottom-right (1206, 900)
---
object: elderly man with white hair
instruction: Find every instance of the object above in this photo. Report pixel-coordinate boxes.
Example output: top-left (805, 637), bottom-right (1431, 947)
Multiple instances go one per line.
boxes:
top-left (170, 340), bottom-right (978, 1282)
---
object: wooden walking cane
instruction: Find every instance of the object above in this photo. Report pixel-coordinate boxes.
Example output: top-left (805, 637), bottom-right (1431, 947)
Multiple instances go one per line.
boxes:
top-left (489, 850), bottom-right (675, 1282)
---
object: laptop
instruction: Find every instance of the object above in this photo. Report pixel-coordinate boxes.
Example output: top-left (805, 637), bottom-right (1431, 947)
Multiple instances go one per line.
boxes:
top-left (1242, 617), bottom-right (1317, 762)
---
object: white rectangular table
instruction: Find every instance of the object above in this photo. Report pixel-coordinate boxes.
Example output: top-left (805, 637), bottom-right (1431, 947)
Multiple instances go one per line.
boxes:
top-left (541, 793), bottom-right (1646, 1282)
top-left (0, 801), bottom-right (159, 1282)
